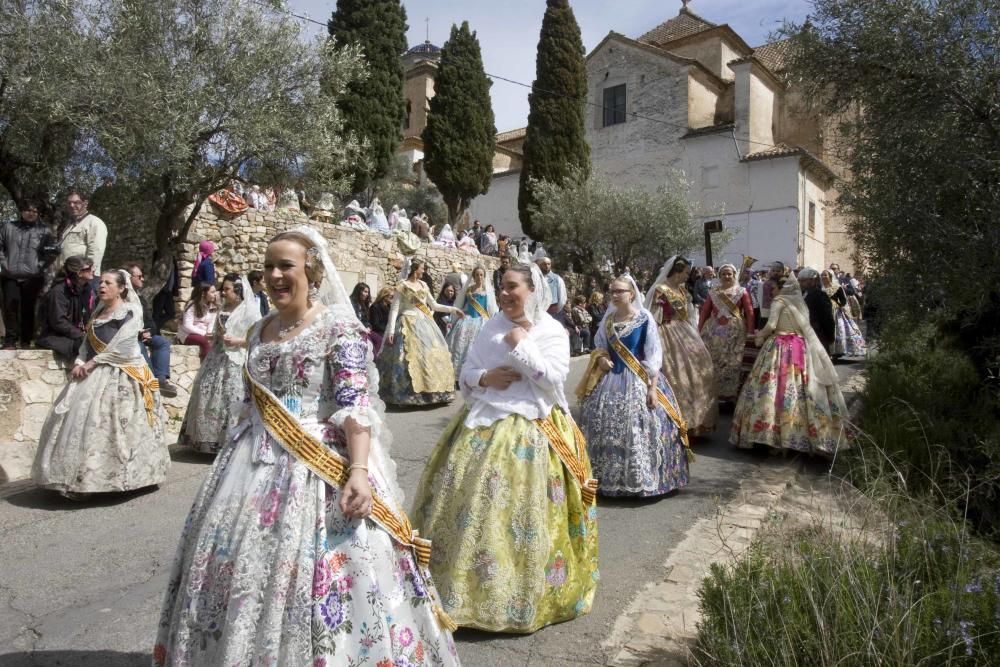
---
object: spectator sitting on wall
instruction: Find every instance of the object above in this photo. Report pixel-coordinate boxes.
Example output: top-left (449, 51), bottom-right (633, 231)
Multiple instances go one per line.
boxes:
top-left (177, 282), bottom-right (219, 361)
top-left (36, 255), bottom-right (96, 363)
top-left (125, 262), bottom-right (178, 397)
top-left (1, 198), bottom-right (55, 349)
top-left (248, 269), bottom-right (269, 317)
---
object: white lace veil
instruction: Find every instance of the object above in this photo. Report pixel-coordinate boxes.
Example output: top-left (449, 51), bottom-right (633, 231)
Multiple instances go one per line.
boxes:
top-left (773, 279), bottom-right (841, 391)
top-left (223, 274), bottom-right (263, 366)
top-left (597, 273), bottom-right (664, 375)
top-left (454, 265), bottom-right (498, 316)
top-left (598, 273), bottom-right (649, 334)
top-left (284, 225), bottom-right (406, 504)
top-left (645, 255), bottom-right (682, 309)
top-left (522, 261), bottom-right (552, 324)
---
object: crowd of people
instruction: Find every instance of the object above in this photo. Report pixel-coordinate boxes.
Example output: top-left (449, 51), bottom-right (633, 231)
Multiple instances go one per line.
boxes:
top-left (3, 182), bottom-right (869, 663)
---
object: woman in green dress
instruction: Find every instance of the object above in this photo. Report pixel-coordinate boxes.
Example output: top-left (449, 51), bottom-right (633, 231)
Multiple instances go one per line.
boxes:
top-left (411, 263), bottom-right (599, 634)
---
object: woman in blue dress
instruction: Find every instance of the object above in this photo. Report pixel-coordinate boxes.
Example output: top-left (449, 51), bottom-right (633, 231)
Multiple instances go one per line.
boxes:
top-left (578, 275), bottom-right (691, 497)
top-left (446, 266), bottom-right (498, 374)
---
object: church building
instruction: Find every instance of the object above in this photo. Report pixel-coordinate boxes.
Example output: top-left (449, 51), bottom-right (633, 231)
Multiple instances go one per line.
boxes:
top-left (468, 1), bottom-right (856, 271)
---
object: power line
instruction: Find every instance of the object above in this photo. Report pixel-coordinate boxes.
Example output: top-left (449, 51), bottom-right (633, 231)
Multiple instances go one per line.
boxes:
top-left (255, 0), bottom-right (788, 152)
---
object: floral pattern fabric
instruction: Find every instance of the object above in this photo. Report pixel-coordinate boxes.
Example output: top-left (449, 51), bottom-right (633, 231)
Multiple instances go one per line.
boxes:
top-left (411, 408), bottom-right (599, 634)
top-left (179, 314), bottom-right (244, 454)
top-left (155, 307), bottom-right (459, 666)
top-left (730, 333), bottom-right (846, 455)
top-left (446, 293), bottom-right (489, 376)
top-left (833, 308), bottom-right (867, 358)
top-left (700, 288), bottom-right (753, 400)
top-left (581, 315), bottom-right (688, 497)
top-left (378, 283), bottom-right (455, 406)
top-left (32, 318), bottom-right (168, 493)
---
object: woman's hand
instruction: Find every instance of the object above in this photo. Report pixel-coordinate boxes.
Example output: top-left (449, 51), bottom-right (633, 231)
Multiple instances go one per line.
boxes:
top-left (480, 366), bottom-right (522, 390)
top-left (386, 333), bottom-right (395, 346)
top-left (71, 360), bottom-right (97, 380)
top-left (340, 468), bottom-right (373, 520)
top-left (453, 309), bottom-right (465, 319)
top-left (646, 384), bottom-right (657, 410)
top-left (598, 356), bottom-right (614, 372)
top-left (223, 334), bottom-right (243, 348)
top-left (503, 326), bottom-right (527, 348)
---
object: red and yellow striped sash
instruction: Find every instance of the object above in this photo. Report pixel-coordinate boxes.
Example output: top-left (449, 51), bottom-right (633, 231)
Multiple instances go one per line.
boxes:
top-left (534, 416), bottom-right (598, 506)
top-left (87, 325), bottom-right (159, 425)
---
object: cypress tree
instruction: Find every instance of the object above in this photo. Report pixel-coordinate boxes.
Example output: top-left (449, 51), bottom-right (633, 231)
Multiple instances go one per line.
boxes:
top-left (328, 0), bottom-right (408, 194)
top-left (422, 21), bottom-right (496, 225)
top-left (517, 0), bottom-right (590, 240)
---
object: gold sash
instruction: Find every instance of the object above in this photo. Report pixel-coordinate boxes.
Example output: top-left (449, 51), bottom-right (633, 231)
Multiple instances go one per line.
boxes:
top-left (414, 300), bottom-right (434, 318)
top-left (605, 318), bottom-right (694, 462)
top-left (534, 415), bottom-right (598, 506)
top-left (87, 324), bottom-right (159, 425)
top-left (242, 365), bottom-right (456, 631)
top-left (656, 284), bottom-right (689, 322)
top-left (574, 348), bottom-right (610, 401)
top-left (467, 293), bottom-right (490, 319)
top-left (713, 289), bottom-right (743, 320)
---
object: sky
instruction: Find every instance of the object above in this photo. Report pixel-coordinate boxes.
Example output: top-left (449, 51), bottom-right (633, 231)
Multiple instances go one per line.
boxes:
top-left (289, 0), bottom-right (813, 132)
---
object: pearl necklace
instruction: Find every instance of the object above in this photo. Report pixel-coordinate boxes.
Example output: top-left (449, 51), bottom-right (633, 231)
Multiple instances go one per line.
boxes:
top-left (277, 313), bottom-right (307, 339)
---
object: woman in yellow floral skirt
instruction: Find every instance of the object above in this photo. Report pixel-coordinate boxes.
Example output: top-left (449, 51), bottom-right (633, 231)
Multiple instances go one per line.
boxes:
top-left (411, 263), bottom-right (599, 633)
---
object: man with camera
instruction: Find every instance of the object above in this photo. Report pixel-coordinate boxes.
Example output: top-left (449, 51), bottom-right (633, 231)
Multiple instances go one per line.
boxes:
top-left (0, 199), bottom-right (56, 349)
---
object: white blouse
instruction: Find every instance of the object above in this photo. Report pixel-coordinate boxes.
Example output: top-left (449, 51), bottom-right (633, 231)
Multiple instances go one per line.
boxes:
top-left (459, 312), bottom-right (570, 428)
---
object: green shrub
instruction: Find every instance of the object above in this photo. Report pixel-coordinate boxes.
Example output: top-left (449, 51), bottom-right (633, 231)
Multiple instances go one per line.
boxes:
top-left (847, 318), bottom-right (1000, 537)
top-left (695, 508), bottom-right (1000, 665)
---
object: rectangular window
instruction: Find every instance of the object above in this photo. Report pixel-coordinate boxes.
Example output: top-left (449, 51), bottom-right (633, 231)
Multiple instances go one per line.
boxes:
top-left (808, 201), bottom-right (817, 233)
top-left (602, 84), bottom-right (626, 127)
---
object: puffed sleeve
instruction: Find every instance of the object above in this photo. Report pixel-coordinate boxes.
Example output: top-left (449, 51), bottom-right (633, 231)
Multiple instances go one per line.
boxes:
top-left (641, 314), bottom-right (663, 377)
top-left (320, 317), bottom-right (374, 437)
top-left (506, 320), bottom-right (570, 395)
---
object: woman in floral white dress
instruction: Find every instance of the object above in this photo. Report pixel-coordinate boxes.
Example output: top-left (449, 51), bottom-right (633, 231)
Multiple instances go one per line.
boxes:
top-left (32, 269), bottom-right (168, 498)
top-left (155, 227), bottom-right (460, 667)
top-left (179, 273), bottom-right (261, 454)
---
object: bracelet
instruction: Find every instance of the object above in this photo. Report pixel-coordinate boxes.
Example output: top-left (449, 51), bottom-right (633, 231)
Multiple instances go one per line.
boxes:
top-left (348, 463), bottom-right (368, 473)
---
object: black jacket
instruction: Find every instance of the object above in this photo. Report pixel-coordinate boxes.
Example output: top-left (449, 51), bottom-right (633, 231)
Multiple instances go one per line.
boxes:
top-left (803, 287), bottom-right (836, 349)
top-left (0, 219), bottom-right (55, 278)
top-left (39, 279), bottom-right (95, 340)
top-left (139, 294), bottom-right (160, 336)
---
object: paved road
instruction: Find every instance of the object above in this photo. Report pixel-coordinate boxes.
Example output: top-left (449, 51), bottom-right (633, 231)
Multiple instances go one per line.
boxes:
top-left (0, 357), bottom-right (864, 667)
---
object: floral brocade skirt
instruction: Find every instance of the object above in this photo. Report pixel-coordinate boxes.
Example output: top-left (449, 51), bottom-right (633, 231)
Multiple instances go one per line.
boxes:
top-left (658, 321), bottom-right (717, 433)
top-left (179, 349), bottom-right (243, 454)
top-left (700, 315), bottom-right (748, 400)
top-left (377, 313), bottom-right (455, 406)
top-left (729, 333), bottom-right (846, 456)
top-left (833, 308), bottom-right (867, 358)
top-left (446, 314), bottom-right (486, 377)
top-left (411, 408), bottom-right (599, 633)
top-left (32, 365), bottom-right (168, 493)
top-left (581, 370), bottom-right (688, 497)
top-left (155, 420), bottom-right (459, 666)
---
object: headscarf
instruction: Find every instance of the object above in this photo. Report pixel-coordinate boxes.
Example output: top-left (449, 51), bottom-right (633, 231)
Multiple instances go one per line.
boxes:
top-left (821, 270), bottom-right (841, 298)
top-left (714, 262), bottom-right (745, 302)
top-left (644, 255), bottom-right (686, 309)
top-left (522, 261), bottom-right (552, 324)
top-left (191, 240), bottom-right (215, 279)
top-left (436, 223), bottom-right (456, 244)
top-left (222, 274), bottom-right (263, 366)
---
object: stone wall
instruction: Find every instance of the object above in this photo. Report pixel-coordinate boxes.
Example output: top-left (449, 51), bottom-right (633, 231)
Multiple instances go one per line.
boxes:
top-left (174, 206), bottom-right (500, 314)
top-left (0, 346), bottom-right (201, 483)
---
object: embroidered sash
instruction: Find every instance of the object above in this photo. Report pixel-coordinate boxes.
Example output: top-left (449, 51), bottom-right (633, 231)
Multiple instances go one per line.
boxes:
top-left (87, 324), bottom-right (159, 425)
top-left (656, 284), bottom-right (689, 322)
top-left (534, 415), bottom-right (598, 506)
top-left (243, 365), bottom-right (457, 631)
top-left (606, 318), bottom-right (694, 462)
top-left (414, 300), bottom-right (434, 318)
top-left (402, 283), bottom-right (435, 318)
top-left (467, 293), bottom-right (490, 319)
top-left (711, 288), bottom-right (743, 320)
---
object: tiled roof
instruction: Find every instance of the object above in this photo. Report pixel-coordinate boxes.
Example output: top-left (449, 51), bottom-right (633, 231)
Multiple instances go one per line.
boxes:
top-left (752, 39), bottom-right (791, 73)
top-left (496, 127), bottom-right (526, 144)
top-left (638, 8), bottom-right (717, 47)
top-left (743, 144), bottom-right (801, 160)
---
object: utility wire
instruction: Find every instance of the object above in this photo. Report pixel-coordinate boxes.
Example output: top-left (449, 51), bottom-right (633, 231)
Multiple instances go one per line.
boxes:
top-left (253, 0), bottom-right (790, 153)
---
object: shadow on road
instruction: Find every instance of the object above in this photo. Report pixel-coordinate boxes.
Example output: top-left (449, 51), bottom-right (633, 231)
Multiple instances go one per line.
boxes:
top-left (2, 485), bottom-right (158, 511)
top-left (0, 651), bottom-right (149, 667)
top-left (166, 446), bottom-right (217, 464)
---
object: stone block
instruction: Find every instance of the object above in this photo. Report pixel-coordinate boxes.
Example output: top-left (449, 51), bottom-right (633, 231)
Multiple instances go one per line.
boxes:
top-left (21, 380), bottom-right (54, 404)
top-left (21, 403), bottom-right (51, 441)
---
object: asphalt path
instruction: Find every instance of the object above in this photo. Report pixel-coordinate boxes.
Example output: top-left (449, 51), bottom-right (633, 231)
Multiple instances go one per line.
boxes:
top-left (0, 356), bottom-right (864, 667)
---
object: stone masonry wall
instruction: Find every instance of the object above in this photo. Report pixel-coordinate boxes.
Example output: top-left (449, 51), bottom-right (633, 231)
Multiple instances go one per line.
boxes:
top-left (0, 346), bottom-right (201, 483)
top-left (174, 206), bottom-right (500, 315)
